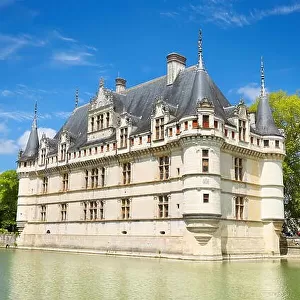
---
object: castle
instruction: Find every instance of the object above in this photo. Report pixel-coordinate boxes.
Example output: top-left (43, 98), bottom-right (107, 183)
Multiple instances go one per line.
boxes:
top-left (16, 31), bottom-right (285, 260)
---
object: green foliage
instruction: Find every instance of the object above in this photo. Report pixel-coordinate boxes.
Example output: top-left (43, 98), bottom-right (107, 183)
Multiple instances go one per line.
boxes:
top-left (0, 170), bottom-right (18, 232)
top-left (249, 91), bottom-right (300, 217)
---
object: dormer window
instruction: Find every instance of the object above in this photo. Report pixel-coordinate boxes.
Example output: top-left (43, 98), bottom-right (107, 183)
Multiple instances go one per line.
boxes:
top-left (106, 112), bottom-right (110, 127)
top-left (60, 143), bottom-right (67, 161)
top-left (239, 120), bottom-right (246, 141)
top-left (202, 115), bottom-right (209, 128)
top-left (120, 127), bottom-right (128, 148)
top-left (41, 148), bottom-right (46, 165)
top-left (155, 117), bottom-right (164, 140)
top-left (91, 117), bottom-right (94, 131)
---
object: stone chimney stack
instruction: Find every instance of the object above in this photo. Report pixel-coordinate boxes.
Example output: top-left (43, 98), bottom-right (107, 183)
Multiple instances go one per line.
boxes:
top-left (115, 77), bottom-right (127, 93)
top-left (167, 53), bottom-right (186, 85)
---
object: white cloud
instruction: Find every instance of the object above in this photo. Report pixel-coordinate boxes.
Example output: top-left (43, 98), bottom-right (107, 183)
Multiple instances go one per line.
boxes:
top-left (236, 83), bottom-right (264, 103)
top-left (52, 51), bottom-right (95, 66)
top-left (17, 127), bottom-right (57, 150)
top-left (0, 139), bottom-right (18, 154)
top-left (53, 30), bottom-right (77, 43)
top-left (0, 122), bottom-right (8, 134)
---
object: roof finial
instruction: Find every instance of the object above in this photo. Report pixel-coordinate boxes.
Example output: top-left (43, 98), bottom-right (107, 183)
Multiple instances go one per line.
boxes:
top-left (260, 56), bottom-right (266, 97)
top-left (32, 101), bottom-right (37, 128)
top-left (75, 88), bottom-right (79, 108)
top-left (99, 77), bottom-right (104, 89)
top-left (197, 29), bottom-right (205, 70)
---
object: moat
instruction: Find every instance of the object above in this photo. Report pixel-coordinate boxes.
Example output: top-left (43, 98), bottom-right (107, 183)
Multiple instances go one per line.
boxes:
top-left (0, 249), bottom-right (299, 300)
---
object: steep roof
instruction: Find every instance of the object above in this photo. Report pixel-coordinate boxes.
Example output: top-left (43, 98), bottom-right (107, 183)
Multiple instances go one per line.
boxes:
top-left (20, 103), bottom-right (39, 161)
top-left (255, 58), bottom-right (281, 136)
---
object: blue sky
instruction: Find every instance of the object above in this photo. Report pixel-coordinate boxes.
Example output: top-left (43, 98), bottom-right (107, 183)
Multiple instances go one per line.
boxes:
top-left (0, 0), bottom-right (300, 171)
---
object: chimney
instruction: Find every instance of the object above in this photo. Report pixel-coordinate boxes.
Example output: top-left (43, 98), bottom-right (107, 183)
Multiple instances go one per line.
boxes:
top-left (167, 53), bottom-right (186, 85)
top-left (115, 77), bottom-right (126, 93)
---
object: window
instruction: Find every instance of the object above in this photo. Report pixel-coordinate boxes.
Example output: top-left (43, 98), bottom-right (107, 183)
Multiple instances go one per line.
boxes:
top-left (184, 121), bottom-right (188, 130)
top-left (123, 163), bottom-right (131, 184)
top-left (202, 115), bottom-right (209, 128)
top-left (41, 205), bottom-right (46, 221)
top-left (101, 145), bottom-right (104, 152)
top-left (176, 124), bottom-right (180, 135)
top-left (89, 201), bottom-right (98, 220)
top-left (159, 156), bottom-right (169, 180)
top-left (84, 149), bottom-right (86, 156)
top-left (264, 140), bottom-right (269, 147)
top-left (120, 127), bottom-right (128, 148)
top-left (91, 117), bottom-right (94, 132)
top-left (106, 112), bottom-right (110, 127)
top-left (62, 173), bottom-right (69, 191)
top-left (99, 200), bottom-right (104, 220)
top-left (158, 195), bottom-right (169, 218)
top-left (250, 136), bottom-right (254, 144)
top-left (232, 131), bottom-right (235, 139)
top-left (169, 128), bottom-right (173, 137)
top-left (41, 149), bottom-right (46, 165)
top-left (106, 144), bottom-right (109, 151)
top-left (192, 120), bottom-right (198, 129)
top-left (203, 194), bottom-right (209, 203)
top-left (100, 114), bottom-right (104, 130)
top-left (96, 115), bottom-right (100, 130)
top-left (234, 158), bottom-right (243, 181)
top-left (235, 196), bottom-right (244, 220)
top-left (85, 170), bottom-right (89, 189)
top-left (42, 177), bottom-right (48, 193)
top-left (61, 143), bottom-right (67, 161)
top-left (202, 149), bottom-right (209, 173)
top-left (100, 167), bottom-right (105, 187)
top-left (155, 117), bottom-right (164, 140)
top-left (225, 129), bottom-right (228, 137)
top-left (113, 143), bottom-right (116, 150)
top-left (139, 136), bottom-right (142, 145)
top-left (147, 135), bottom-right (151, 143)
top-left (91, 168), bottom-right (98, 188)
top-left (214, 120), bottom-right (218, 129)
top-left (61, 203), bottom-right (67, 221)
top-left (83, 202), bottom-right (88, 220)
top-left (130, 138), bottom-right (134, 146)
top-left (95, 147), bottom-right (97, 154)
top-left (239, 120), bottom-right (246, 141)
top-left (275, 140), bottom-right (280, 148)
top-left (257, 139), bottom-right (260, 146)
top-left (121, 199), bottom-right (130, 219)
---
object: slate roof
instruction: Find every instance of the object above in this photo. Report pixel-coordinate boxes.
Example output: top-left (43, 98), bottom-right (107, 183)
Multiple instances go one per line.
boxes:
top-left (20, 119), bottom-right (39, 161)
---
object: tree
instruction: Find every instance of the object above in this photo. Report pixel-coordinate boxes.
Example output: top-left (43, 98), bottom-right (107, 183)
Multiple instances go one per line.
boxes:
top-left (0, 170), bottom-right (19, 232)
top-left (250, 91), bottom-right (300, 218)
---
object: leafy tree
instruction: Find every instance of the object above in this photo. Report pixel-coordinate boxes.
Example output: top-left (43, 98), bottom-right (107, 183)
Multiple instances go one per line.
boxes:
top-left (250, 91), bottom-right (300, 218)
top-left (0, 170), bottom-right (18, 232)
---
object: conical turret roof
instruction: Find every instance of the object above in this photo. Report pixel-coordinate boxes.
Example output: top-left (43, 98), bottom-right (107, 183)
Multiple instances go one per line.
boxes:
top-left (21, 102), bottom-right (39, 159)
top-left (255, 58), bottom-right (281, 136)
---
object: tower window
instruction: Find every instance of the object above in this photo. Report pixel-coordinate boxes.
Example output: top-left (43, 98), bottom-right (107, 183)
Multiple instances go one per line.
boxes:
top-left (263, 140), bottom-right (269, 147)
top-left (202, 149), bottom-right (209, 173)
top-left (203, 194), bottom-right (209, 203)
top-left (202, 115), bottom-right (209, 128)
top-left (239, 120), bottom-right (246, 141)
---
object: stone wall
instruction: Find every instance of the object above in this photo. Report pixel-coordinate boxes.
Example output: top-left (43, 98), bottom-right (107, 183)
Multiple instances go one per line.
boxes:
top-left (0, 234), bottom-right (16, 247)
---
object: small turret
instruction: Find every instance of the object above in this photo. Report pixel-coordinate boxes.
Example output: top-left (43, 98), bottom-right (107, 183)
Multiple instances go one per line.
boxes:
top-left (22, 102), bottom-right (39, 158)
top-left (255, 58), bottom-right (281, 136)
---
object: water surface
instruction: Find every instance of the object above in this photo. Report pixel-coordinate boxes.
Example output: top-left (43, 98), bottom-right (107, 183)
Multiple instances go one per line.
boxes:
top-left (0, 249), bottom-right (299, 300)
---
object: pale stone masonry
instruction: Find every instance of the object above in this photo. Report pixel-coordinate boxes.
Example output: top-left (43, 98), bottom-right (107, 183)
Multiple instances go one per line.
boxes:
top-left (16, 32), bottom-right (285, 260)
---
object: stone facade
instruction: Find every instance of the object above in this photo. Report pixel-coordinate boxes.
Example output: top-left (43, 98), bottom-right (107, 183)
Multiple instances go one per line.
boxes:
top-left (16, 32), bottom-right (285, 260)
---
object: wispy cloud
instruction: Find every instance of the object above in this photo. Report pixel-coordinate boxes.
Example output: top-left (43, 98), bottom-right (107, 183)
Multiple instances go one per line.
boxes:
top-left (0, 139), bottom-right (18, 154)
top-left (0, 33), bottom-right (46, 60)
top-left (161, 1), bottom-right (300, 28)
top-left (52, 51), bottom-right (96, 66)
top-left (52, 30), bottom-right (77, 43)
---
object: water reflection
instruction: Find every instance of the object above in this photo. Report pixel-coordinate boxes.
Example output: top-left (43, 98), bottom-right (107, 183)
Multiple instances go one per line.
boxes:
top-left (0, 249), bottom-right (299, 300)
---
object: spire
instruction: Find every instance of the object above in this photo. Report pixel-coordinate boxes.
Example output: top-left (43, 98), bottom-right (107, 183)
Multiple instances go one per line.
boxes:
top-left (255, 58), bottom-right (280, 136)
top-left (197, 29), bottom-right (205, 70)
top-left (260, 56), bottom-right (266, 97)
top-left (75, 89), bottom-right (79, 108)
top-left (22, 102), bottom-right (40, 158)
